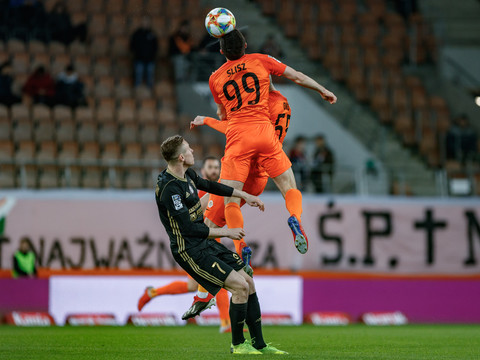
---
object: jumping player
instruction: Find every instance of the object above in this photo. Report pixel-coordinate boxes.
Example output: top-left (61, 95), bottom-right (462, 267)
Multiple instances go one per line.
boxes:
top-left (155, 135), bottom-right (286, 354)
top-left (181, 84), bottom-right (292, 319)
top-left (191, 82), bottom-right (291, 259)
top-left (205, 29), bottom-right (336, 255)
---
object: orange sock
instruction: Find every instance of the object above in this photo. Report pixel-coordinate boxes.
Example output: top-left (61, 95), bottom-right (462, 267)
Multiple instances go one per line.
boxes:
top-left (285, 188), bottom-right (303, 219)
top-left (233, 239), bottom-right (247, 255)
top-left (225, 202), bottom-right (247, 254)
top-left (154, 281), bottom-right (188, 296)
top-left (216, 288), bottom-right (230, 326)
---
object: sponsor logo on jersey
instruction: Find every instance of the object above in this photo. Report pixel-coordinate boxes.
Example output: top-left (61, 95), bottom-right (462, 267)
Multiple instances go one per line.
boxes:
top-left (172, 194), bottom-right (183, 210)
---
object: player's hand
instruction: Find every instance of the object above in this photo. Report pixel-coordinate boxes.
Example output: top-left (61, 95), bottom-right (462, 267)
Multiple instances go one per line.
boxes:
top-left (190, 116), bottom-right (205, 129)
top-left (228, 228), bottom-right (246, 240)
top-left (321, 89), bottom-right (337, 104)
top-left (244, 194), bottom-right (265, 211)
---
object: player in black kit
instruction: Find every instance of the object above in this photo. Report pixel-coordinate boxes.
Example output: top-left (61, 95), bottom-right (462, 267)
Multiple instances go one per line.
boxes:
top-left (156, 135), bottom-right (287, 355)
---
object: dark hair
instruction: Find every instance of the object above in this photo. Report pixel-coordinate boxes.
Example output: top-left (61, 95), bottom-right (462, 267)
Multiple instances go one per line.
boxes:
top-left (202, 156), bottom-right (219, 168)
top-left (219, 29), bottom-right (246, 60)
top-left (161, 135), bottom-right (184, 162)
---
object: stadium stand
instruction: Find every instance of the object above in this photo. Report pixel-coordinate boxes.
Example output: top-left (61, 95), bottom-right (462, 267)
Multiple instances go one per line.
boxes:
top-left (0, 0), bottom-right (478, 194)
top-left (255, 0), bottom-right (479, 195)
top-left (0, 0), bottom-right (222, 189)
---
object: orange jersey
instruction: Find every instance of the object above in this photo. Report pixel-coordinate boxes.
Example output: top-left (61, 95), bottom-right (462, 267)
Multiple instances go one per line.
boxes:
top-left (209, 53), bottom-right (287, 130)
top-left (204, 90), bottom-right (291, 144)
top-left (268, 90), bottom-right (291, 144)
top-left (204, 117), bottom-right (228, 134)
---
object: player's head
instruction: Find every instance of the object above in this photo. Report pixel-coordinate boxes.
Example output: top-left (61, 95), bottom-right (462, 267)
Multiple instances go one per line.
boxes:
top-left (201, 156), bottom-right (220, 181)
top-left (315, 134), bottom-right (326, 147)
top-left (19, 238), bottom-right (30, 254)
top-left (161, 135), bottom-right (194, 167)
top-left (219, 29), bottom-right (246, 60)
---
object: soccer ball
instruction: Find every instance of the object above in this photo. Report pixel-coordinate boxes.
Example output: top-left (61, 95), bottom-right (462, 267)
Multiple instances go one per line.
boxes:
top-left (205, 8), bottom-right (236, 38)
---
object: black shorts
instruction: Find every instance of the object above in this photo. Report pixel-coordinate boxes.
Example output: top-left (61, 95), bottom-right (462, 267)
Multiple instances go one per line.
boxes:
top-left (172, 239), bottom-right (245, 295)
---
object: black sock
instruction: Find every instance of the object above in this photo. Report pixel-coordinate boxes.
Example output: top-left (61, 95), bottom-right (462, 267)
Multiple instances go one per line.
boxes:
top-left (229, 300), bottom-right (247, 346)
top-left (246, 293), bottom-right (266, 349)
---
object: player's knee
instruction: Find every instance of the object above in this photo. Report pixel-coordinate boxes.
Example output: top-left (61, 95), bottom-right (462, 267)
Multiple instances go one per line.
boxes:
top-left (224, 197), bottom-right (241, 206)
top-left (232, 277), bottom-right (249, 301)
top-left (245, 276), bottom-right (255, 294)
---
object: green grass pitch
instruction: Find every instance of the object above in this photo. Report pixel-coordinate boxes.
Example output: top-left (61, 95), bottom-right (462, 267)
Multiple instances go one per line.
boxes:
top-left (1, 324), bottom-right (480, 359)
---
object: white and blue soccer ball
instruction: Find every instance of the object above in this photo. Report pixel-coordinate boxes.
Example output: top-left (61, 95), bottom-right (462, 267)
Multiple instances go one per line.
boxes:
top-left (205, 7), bottom-right (236, 38)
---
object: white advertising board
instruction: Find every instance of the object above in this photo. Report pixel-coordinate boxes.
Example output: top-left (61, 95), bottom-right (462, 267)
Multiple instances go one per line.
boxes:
top-left (49, 275), bottom-right (303, 325)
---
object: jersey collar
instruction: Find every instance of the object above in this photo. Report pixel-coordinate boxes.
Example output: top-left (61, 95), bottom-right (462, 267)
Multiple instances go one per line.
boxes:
top-left (166, 168), bottom-right (187, 182)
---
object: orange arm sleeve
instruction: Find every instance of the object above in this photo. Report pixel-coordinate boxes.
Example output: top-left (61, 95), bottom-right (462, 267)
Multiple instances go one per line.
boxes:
top-left (204, 117), bottom-right (227, 134)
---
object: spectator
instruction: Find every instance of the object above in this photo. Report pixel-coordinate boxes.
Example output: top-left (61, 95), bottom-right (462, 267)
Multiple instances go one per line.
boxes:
top-left (22, 64), bottom-right (56, 106)
top-left (169, 20), bottom-right (193, 82)
top-left (12, 238), bottom-right (37, 278)
top-left (55, 64), bottom-right (86, 108)
top-left (130, 16), bottom-right (158, 88)
top-left (48, 1), bottom-right (72, 45)
top-left (0, 1), bottom-right (9, 40)
top-left (310, 134), bottom-right (335, 193)
top-left (446, 115), bottom-right (478, 163)
top-left (289, 136), bottom-right (308, 191)
top-left (259, 34), bottom-right (284, 59)
top-left (0, 61), bottom-right (21, 107)
top-left (48, 1), bottom-right (86, 45)
top-left (194, 33), bottom-right (222, 81)
top-left (8, 0), bottom-right (47, 41)
top-left (394, 0), bottom-right (418, 20)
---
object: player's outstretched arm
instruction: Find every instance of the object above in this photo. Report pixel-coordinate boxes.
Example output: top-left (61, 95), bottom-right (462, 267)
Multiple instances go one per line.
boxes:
top-left (194, 174), bottom-right (263, 211)
top-left (231, 189), bottom-right (265, 211)
top-left (208, 227), bottom-right (245, 240)
top-left (190, 115), bottom-right (227, 134)
top-left (282, 66), bottom-right (337, 104)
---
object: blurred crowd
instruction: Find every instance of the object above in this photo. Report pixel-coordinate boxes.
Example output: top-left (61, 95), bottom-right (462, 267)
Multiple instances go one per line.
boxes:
top-left (0, 0), bottom-right (86, 44)
top-left (287, 134), bottom-right (335, 194)
top-left (0, 60), bottom-right (86, 108)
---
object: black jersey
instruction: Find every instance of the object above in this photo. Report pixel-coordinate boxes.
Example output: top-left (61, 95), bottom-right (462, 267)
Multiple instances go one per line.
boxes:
top-left (155, 167), bottom-right (233, 256)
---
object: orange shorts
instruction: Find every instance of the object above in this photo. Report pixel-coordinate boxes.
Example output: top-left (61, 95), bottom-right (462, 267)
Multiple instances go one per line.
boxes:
top-left (221, 122), bottom-right (291, 182)
top-left (205, 163), bottom-right (269, 227)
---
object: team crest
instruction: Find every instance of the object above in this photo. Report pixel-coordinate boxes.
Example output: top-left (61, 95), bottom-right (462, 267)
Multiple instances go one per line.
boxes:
top-left (172, 194), bottom-right (183, 210)
top-left (208, 200), bottom-right (213, 208)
